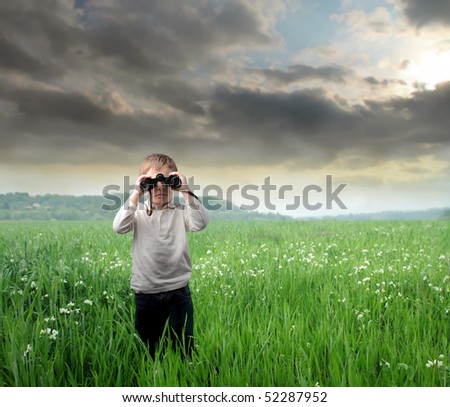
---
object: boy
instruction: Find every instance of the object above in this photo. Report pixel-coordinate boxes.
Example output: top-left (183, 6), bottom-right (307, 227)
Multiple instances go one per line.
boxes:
top-left (113, 153), bottom-right (208, 358)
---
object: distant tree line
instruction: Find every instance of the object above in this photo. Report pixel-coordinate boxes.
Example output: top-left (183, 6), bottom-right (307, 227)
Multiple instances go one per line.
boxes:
top-left (1, 192), bottom-right (447, 221)
top-left (0, 192), bottom-right (291, 221)
top-left (0, 192), bottom-right (113, 221)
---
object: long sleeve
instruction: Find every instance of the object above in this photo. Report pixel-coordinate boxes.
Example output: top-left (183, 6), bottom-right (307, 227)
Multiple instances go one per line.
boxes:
top-left (112, 198), bottom-right (137, 234)
top-left (184, 198), bottom-right (209, 232)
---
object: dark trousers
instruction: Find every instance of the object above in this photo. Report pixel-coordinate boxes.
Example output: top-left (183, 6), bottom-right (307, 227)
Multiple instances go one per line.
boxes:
top-left (134, 284), bottom-right (194, 358)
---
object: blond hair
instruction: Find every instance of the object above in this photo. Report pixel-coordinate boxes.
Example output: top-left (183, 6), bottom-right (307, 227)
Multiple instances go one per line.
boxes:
top-left (139, 153), bottom-right (178, 175)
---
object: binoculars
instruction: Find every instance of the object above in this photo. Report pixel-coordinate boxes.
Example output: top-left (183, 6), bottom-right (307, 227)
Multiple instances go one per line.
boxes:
top-left (140, 173), bottom-right (181, 191)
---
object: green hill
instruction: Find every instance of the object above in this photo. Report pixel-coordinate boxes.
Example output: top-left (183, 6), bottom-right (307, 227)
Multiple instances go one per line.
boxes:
top-left (0, 192), bottom-right (447, 221)
top-left (0, 192), bottom-right (290, 221)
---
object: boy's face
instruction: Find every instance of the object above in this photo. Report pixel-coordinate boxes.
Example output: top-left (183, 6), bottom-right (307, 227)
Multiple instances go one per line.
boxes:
top-left (145, 166), bottom-right (173, 208)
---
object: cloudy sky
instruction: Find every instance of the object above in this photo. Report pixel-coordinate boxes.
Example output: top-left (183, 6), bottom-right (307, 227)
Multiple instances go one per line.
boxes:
top-left (1, 0), bottom-right (449, 216)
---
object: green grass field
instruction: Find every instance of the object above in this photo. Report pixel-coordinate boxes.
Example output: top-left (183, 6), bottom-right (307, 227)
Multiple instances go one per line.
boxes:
top-left (1, 220), bottom-right (449, 386)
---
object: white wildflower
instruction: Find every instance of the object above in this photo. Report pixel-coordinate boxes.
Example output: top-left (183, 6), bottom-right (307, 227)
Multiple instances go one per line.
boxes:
top-left (380, 359), bottom-right (390, 368)
top-left (23, 344), bottom-right (32, 357)
top-left (40, 328), bottom-right (58, 340)
top-left (426, 359), bottom-right (444, 369)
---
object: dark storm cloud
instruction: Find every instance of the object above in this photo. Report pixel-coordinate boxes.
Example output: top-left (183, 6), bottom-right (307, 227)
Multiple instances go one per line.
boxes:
top-left (144, 79), bottom-right (208, 116)
top-left (12, 88), bottom-right (111, 125)
top-left (205, 82), bottom-right (450, 166)
top-left (0, 85), bottom-right (203, 165)
top-left (0, 0), bottom-right (277, 87)
top-left (398, 0), bottom-right (450, 28)
top-left (75, 0), bottom-right (278, 76)
top-left (210, 86), bottom-right (355, 134)
top-left (249, 64), bottom-right (351, 84)
top-left (0, 37), bottom-right (64, 80)
top-left (364, 77), bottom-right (407, 87)
top-left (0, 0), bottom-right (449, 172)
top-left (387, 81), bottom-right (450, 143)
top-left (0, 0), bottom-right (281, 165)
top-left (0, 0), bottom-right (86, 80)
top-left (1, 78), bottom-right (449, 170)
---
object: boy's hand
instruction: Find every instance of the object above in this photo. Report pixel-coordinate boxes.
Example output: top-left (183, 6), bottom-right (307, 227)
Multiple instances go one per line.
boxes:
top-left (169, 171), bottom-right (189, 191)
top-left (130, 174), bottom-right (148, 206)
top-left (169, 171), bottom-right (196, 203)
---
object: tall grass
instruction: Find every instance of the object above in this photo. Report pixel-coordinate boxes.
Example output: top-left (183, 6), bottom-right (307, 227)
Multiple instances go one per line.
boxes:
top-left (1, 220), bottom-right (449, 386)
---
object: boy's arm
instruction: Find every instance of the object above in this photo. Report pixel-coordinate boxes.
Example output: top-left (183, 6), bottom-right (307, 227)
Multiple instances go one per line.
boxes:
top-left (112, 190), bottom-right (139, 234)
top-left (184, 195), bottom-right (209, 232)
top-left (170, 171), bottom-right (209, 232)
top-left (113, 176), bottom-right (147, 234)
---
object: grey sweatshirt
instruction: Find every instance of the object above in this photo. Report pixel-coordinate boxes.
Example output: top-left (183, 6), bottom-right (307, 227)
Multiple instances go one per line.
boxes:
top-left (112, 198), bottom-right (208, 293)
